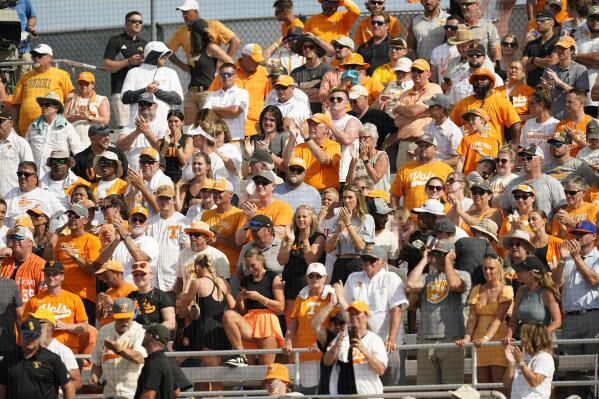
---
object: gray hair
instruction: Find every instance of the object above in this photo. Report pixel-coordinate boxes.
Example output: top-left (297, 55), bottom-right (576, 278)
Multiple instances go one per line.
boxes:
top-left (360, 123), bottom-right (379, 143)
top-left (563, 175), bottom-right (588, 192)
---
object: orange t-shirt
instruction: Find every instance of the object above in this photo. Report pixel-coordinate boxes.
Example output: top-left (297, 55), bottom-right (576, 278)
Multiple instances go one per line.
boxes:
top-left (353, 15), bottom-right (402, 47)
top-left (361, 76), bottom-right (385, 104)
top-left (451, 92), bottom-right (521, 143)
top-left (555, 115), bottom-right (594, 156)
top-left (24, 289), bottom-right (88, 352)
top-left (456, 132), bottom-right (501, 175)
top-left (90, 178), bottom-right (128, 198)
top-left (238, 200), bottom-right (293, 244)
top-left (585, 187), bottom-right (599, 204)
top-left (0, 254), bottom-right (46, 305)
top-left (550, 202), bottom-right (599, 238)
top-left (303, 1), bottom-right (361, 43)
top-left (55, 233), bottom-right (101, 302)
top-left (281, 18), bottom-right (304, 37)
top-left (291, 294), bottom-right (334, 361)
top-left (97, 283), bottom-right (137, 327)
top-left (390, 160), bottom-right (454, 211)
top-left (497, 214), bottom-right (533, 258)
top-left (545, 235), bottom-right (564, 271)
top-left (496, 84), bottom-right (535, 116)
top-left (293, 138), bottom-right (342, 191)
top-left (202, 206), bottom-right (245, 273)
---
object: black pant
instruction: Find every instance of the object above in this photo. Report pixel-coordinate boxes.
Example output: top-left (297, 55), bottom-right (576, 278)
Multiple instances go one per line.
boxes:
top-left (330, 257), bottom-right (363, 284)
top-left (82, 298), bottom-right (96, 323)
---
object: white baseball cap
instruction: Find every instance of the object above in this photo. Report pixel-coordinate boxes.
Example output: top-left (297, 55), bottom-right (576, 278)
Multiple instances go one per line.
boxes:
top-left (394, 57), bottom-right (412, 72)
top-left (348, 85), bottom-right (368, 100)
top-left (30, 44), bottom-right (53, 56)
top-left (176, 0), bottom-right (199, 11)
top-left (332, 36), bottom-right (355, 49)
top-left (306, 263), bottom-right (327, 276)
top-left (412, 199), bottom-right (446, 216)
top-left (187, 126), bottom-right (215, 142)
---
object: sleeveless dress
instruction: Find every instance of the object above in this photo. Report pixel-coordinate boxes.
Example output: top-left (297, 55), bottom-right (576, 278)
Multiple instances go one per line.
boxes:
top-left (282, 232), bottom-right (326, 300)
top-left (469, 284), bottom-right (514, 367)
top-left (187, 277), bottom-right (231, 351)
top-left (517, 286), bottom-right (552, 338)
top-left (181, 183), bottom-right (202, 215)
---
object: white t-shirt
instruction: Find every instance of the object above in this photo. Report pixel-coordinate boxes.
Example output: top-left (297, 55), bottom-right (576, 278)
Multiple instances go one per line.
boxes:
top-left (578, 146), bottom-right (599, 165)
top-left (265, 85), bottom-right (310, 108)
top-left (430, 43), bottom-right (460, 83)
top-left (333, 114), bottom-right (362, 183)
top-left (576, 35), bottom-right (599, 106)
top-left (119, 118), bottom-right (168, 172)
top-left (329, 330), bottom-right (388, 396)
top-left (511, 351), bottom-right (554, 399)
top-left (113, 234), bottom-right (160, 283)
top-left (147, 211), bottom-right (190, 291)
top-left (182, 150), bottom-right (228, 182)
top-left (274, 97), bottom-right (312, 120)
top-left (217, 143), bottom-right (242, 193)
top-left (373, 229), bottom-right (399, 262)
top-left (0, 130), bottom-right (34, 198)
top-left (47, 338), bottom-right (78, 371)
top-left (204, 85), bottom-right (249, 140)
top-left (176, 246), bottom-right (230, 283)
top-left (520, 117), bottom-right (559, 159)
top-left (4, 186), bottom-right (66, 226)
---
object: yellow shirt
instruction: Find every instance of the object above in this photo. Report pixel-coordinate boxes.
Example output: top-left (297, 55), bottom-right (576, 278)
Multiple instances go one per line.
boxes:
top-left (390, 160), bottom-right (454, 211)
top-left (293, 138), bottom-right (342, 190)
top-left (303, 0), bottom-right (361, 42)
top-left (281, 18), bottom-right (304, 37)
top-left (167, 20), bottom-right (236, 60)
top-left (372, 63), bottom-right (396, 86)
top-left (91, 178), bottom-right (129, 198)
top-left (353, 15), bottom-right (402, 47)
top-left (201, 206), bottom-right (245, 273)
top-left (13, 67), bottom-right (75, 135)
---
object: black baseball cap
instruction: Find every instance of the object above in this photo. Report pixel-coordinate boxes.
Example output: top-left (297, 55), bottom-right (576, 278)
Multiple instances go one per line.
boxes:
top-left (43, 260), bottom-right (64, 273)
top-left (143, 323), bottom-right (170, 345)
top-left (20, 317), bottom-right (42, 336)
top-left (514, 255), bottom-right (550, 274)
top-left (88, 124), bottom-right (114, 136)
top-left (245, 214), bottom-right (274, 231)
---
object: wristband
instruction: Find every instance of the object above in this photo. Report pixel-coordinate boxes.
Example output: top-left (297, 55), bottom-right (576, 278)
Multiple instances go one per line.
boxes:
top-left (304, 136), bottom-right (312, 142)
top-left (518, 361), bottom-right (526, 368)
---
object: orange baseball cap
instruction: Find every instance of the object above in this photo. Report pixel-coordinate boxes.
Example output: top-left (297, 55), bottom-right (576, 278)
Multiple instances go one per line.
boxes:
top-left (555, 35), bottom-right (576, 49)
top-left (274, 75), bottom-right (295, 87)
top-left (212, 178), bottom-right (234, 192)
top-left (288, 157), bottom-right (307, 169)
top-left (366, 189), bottom-right (390, 203)
top-left (140, 147), bottom-right (159, 161)
top-left (307, 113), bottom-right (332, 127)
top-left (77, 71), bottom-right (95, 83)
top-left (29, 308), bottom-right (56, 326)
top-left (468, 67), bottom-right (496, 88)
top-left (201, 178), bottom-right (216, 190)
top-left (155, 185), bottom-right (175, 198)
top-left (130, 206), bottom-right (149, 219)
top-left (347, 300), bottom-right (370, 315)
top-left (462, 108), bottom-right (491, 122)
top-left (95, 260), bottom-right (125, 275)
top-left (411, 59), bottom-right (430, 71)
top-left (242, 43), bottom-right (265, 63)
top-left (264, 363), bottom-right (291, 384)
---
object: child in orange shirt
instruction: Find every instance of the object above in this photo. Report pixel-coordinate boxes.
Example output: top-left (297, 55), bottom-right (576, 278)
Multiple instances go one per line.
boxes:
top-left (457, 109), bottom-right (500, 175)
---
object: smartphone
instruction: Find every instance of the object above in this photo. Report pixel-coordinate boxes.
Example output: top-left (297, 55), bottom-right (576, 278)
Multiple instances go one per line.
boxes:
top-left (426, 236), bottom-right (438, 249)
top-left (348, 325), bottom-right (358, 340)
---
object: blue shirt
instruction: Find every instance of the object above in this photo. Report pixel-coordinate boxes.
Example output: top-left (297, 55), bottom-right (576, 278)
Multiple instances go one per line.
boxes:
top-left (562, 247), bottom-right (599, 312)
top-left (16, 0), bottom-right (35, 54)
top-left (273, 182), bottom-right (321, 213)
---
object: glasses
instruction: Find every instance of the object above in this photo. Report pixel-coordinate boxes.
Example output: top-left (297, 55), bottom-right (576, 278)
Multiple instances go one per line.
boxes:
top-left (66, 212), bottom-right (84, 220)
top-left (127, 19), bottom-right (143, 24)
top-left (550, 141), bottom-right (565, 148)
top-left (22, 332), bottom-right (40, 340)
top-left (10, 234), bottom-right (25, 241)
top-left (17, 171), bottom-right (35, 178)
top-left (274, 85), bottom-right (289, 91)
top-left (389, 46), bottom-right (404, 51)
top-left (138, 102), bottom-right (153, 108)
top-left (288, 166), bottom-right (305, 174)
top-left (139, 159), bottom-right (157, 165)
top-left (508, 240), bottom-right (522, 248)
top-left (254, 179), bottom-right (272, 187)
top-left (519, 155), bottom-right (534, 161)
top-left (39, 102), bottom-right (54, 108)
top-left (99, 159), bottom-right (115, 167)
top-left (302, 45), bottom-right (316, 51)
top-left (220, 72), bottom-right (235, 79)
top-left (371, 20), bottom-right (386, 26)
top-left (188, 232), bottom-right (205, 238)
top-left (589, 15), bottom-right (599, 21)
top-left (471, 188), bottom-right (487, 196)
top-left (446, 177), bottom-right (461, 185)
top-left (100, 204), bottom-right (115, 211)
top-left (565, 189), bottom-right (581, 196)
top-left (495, 158), bottom-right (510, 164)
top-left (536, 18), bottom-right (551, 23)
top-left (334, 44), bottom-right (348, 50)
top-left (329, 96), bottom-right (344, 103)
top-left (426, 185), bottom-right (444, 192)
top-left (361, 256), bottom-right (378, 264)
top-left (49, 158), bottom-right (68, 166)
top-left (410, 68), bottom-right (425, 74)
top-left (468, 53), bottom-right (484, 58)
top-left (513, 194), bottom-right (531, 201)
top-left (502, 41), bottom-right (517, 48)
top-left (444, 24), bottom-right (459, 31)
top-left (249, 220), bottom-right (268, 228)
top-left (370, 0), bottom-right (384, 4)
top-left (308, 273), bottom-right (324, 279)
top-left (130, 216), bottom-right (147, 224)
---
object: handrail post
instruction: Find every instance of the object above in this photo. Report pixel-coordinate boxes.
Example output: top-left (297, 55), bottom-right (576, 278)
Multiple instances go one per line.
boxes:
top-left (471, 346), bottom-right (478, 386)
top-left (294, 350), bottom-right (300, 387)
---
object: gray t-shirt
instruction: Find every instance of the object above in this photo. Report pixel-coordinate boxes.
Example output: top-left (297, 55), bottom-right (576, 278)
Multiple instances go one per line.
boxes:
top-left (329, 211), bottom-right (376, 255)
top-left (543, 158), bottom-right (598, 186)
top-left (542, 61), bottom-right (589, 120)
top-left (238, 237), bottom-right (284, 275)
top-left (273, 182), bottom-right (321, 213)
top-left (500, 174), bottom-right (567, 218)
top-left (0, 278), bottom-right (22, 351)
top-left (418, 270), bottom-right (471, 339)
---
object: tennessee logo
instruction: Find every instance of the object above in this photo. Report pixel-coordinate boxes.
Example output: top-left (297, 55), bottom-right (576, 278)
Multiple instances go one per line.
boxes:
top-left (119, 303), bottom-right (129, 313)
top-left (426, 280), bottom-right (449, 304)
top-left (352, 347), bottom-right (366, 364)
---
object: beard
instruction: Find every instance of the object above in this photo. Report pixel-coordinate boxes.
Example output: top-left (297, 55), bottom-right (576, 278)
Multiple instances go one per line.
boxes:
top-left (473, 84), bottom-right (490, 96)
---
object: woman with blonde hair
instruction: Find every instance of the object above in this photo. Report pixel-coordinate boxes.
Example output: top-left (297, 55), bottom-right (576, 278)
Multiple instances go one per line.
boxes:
top-left (278, 205), bottom-right (326, 321)
top-left (325, 183), bottom-right (375, 284)
top-left (176, 254), bottom-right (235, 390)
top-left (456, 255), bottom-right (514, 384)
top-left (223, 248), bottom-right (285, 367)
top-left (504, 323), bottom-right (555, 398)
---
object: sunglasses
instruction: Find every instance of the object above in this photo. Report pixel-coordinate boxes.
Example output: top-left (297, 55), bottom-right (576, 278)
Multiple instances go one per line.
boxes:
top-left (329, 96), bottom-right (344, 103)
top-left (22, 332), bottom-right (40, 340)
top-left (188, 232), bottom-right (205, 238)
top-left (139, 159), bottom-right (157, 165)
top-left (519, 155), bottom-right (534, 161)
top-left (589, 15), bottom-right (599, 21)
top-left (17, 171), bottom-right (35, 178)
top-left (565, 190), bottom-right (581, 196)
top-left (495, 158), bottom-right (510, 165)
top-left (471, 188), bottom-right (487, 196)
top-left (502, 41), bottom-right (517, 48)
top-left (446, 178), bottom-right (461, 185)
top-left (130, 216), bottom-right (147, 224)
top-left (513, 194), bottom-right (531, 201)
top-left (371, 20), bottom-right (386, 26)
top-left (426, 185), bottom-right (444, 192)
top-left (550, 141), bottom-right (565, 147)
top-left (220, 72), bottom-right (235, 79)
top-left (274, 85), bottom-right (289, 91)
top-left (66, 212), bottom-right (84, 220)
top-left (99, 159), bottom-right (115, 167)
top-left (467, 53), bottom-right (484, 58)
top-left (410, 68), bottom-right (425, 74)
top-left (370, 0), bottom-right (384, 4)
top-left (308, 273), bottom-right (324, 279)
top-left (389, 46), bottom-right (404, 51)
top-left (138, 102), bottom-right (153, 107)
top-left (288, 166), bottom-right (305, 174)
top-left (508, 240), bottom-right (522, 248)
top-left (127, 19), bottom-right (143, 24)
top-left (334, 44), bottom-right (348, 50)
top-left (49, 158), bottom-right (68, 165)
top-left (39, 102), bottom-right (54, 108)
top-left (444, 24), bottom-right (459, 31)
top-left (536, 18), bottom-right (551, 23)
top-left (100, 204), bottom-right (116, 211)
top-left (361, 256), bottom-right (378, 264)
top-left (254, 179), bottom-right (272, 187)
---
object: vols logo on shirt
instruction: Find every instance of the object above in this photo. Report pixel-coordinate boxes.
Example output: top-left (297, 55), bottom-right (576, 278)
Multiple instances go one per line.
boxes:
top-left (167, 226), bottom-right (180, 239)
top-left (352, 347), bottom-right (366, 364)
top-left (425, 280), bottom-right (449, 304)
top-left (133, 298), bottom-right (156, 316)
top-left (39, 303), bottom-right (72, 320)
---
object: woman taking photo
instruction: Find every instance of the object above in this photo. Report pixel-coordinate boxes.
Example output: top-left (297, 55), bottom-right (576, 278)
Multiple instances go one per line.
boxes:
top-left (324, 184), bottom-right (375, 284)
top-left (504, 323), bottom-right (555, 399)
top-left (243, 105), bottom-right (288, 173)
top-left (502, 253), bottom-right (561, 343)
top-left (177, 254), bottom-right (235, 391)
top-left (278, 205), bottom-right (326, 321)
top-left (499, 184), bottom-right (536, 238)
top-left (223, 248), bottom-right (285, 367)
top-left (456, 255), bottom-right (513, 384)
top-left (528, 209), bottom-right (563, 271)
top-left (175, 152), bottom-right (212, 215)
top-left (159, 109), bottom-right (193, 183)
top-left (346, 123), bottom-right (390, 192)
top-left (451, 181), bottom-right (502, 235)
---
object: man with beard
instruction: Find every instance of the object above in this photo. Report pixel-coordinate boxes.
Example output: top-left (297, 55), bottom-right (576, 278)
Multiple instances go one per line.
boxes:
top-left (91, 298), bottom-right (146, 399)
top-left (447, 42), bottom-right (504, 104)
top-left (72, 124), bottom-right (129, 183)
top-left (522, 9), bottom-right (560, 88)
top-left (126, 147), bottom-right (174, 215)
top-left (303, 0), bottom-right (361, 43)
top-left (273, 157), bottom-right (321, 212)
top-left (406, 0), bottom-right (449, 61)
top-left (117, 93), bottom-right (168, 172)
top-left (451, 67), bottom-right (521, 143)
top-left (121, 41), bottom-right (183, 126)
top-left (39, 149), bottom-right (91, 208)
top-left (555, 89), bottom-right (594, 158)
top-left (575, 6), bottom-right (599, 118)
top-left (291, 36), bottom-right (333, 113)
top-left (354, 0), bottom-right (401, 47)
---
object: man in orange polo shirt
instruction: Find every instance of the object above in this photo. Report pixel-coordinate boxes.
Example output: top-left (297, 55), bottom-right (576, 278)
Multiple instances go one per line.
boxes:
top-left (303, 0), bottom-right (361, 43)
top-left (284, 113), bottom-right (342, 191)
top-left (209, 44), bottom-right (270, 137)
top-left (451, 67), bottom-right (521, 144)
top-left (555, 89), bottom-right (594, 156)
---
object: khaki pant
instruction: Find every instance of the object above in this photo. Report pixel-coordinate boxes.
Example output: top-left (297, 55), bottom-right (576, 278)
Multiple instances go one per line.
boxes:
top-left (110, 92), bottom-right (131, 128)
top-left (183, 89), bottom-right (208, 125)
top-left (416, 337), bottom-right (465, 385)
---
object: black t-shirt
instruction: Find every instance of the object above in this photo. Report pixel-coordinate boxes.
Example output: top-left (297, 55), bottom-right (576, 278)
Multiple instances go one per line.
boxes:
top-left (72, 146), bottom-right (129, 183)
top-left (241, 270), bottom-right (277, 311)
top-left (103, 31), bottom-right (148, 94)
top-left (134, 350), bottom-right (177, 399)
top-left (352, 108), bottom-right (396, 149)
top-left (128, 288), bottom-right (174, 327)
top-left (523, 33), bottom-right (560, 87)
top-left (357, 36), bottom-right (390, 75)
top-left (0, 347), bottom-right (69, 399)
top-left (454, 237), bottom-right (497, 285)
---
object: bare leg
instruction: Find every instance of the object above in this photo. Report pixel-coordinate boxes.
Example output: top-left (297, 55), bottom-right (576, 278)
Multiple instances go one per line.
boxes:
top-left (256, 336), bottom-right (278, 365)
top-left (201, 351), bottom-right (223, 391)
top-left (222, 310), bottom-right (254, 350)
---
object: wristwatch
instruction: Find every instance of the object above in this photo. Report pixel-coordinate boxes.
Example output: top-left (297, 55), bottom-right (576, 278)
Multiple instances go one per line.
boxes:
top-left (304, 136), bottom-right (312, 142)
top-left (121, 234), bottom-right (130, 241)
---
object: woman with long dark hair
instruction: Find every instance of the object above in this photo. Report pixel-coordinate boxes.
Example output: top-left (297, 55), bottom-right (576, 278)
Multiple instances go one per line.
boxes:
top-left (243, 105), bottom-right (288, 173)
top-left (159, 109), bottom-right (193, 183)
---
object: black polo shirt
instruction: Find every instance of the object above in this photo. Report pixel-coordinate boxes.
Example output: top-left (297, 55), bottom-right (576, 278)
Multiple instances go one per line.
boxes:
top-left (72, 146), bottom-right (129, 183)
top-left (103, 31), bottom-right (148, 94)
top-left (357, 36), bottom-right (390, 75)
top-left (522, 33), bottom-right (560, 88)
top-left (0, 347), bottom-right (69, 399)
top-left (134, 350), bottom-right (177, 399)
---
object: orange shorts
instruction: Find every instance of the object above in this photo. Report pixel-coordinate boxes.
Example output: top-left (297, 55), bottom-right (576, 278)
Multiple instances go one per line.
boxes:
top-left (243, 309), bottom-right (284, 348)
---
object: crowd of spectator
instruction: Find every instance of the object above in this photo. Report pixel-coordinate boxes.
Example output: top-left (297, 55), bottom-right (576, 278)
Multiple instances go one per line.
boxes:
top-left (1, 0), bottom-right (599, 398)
